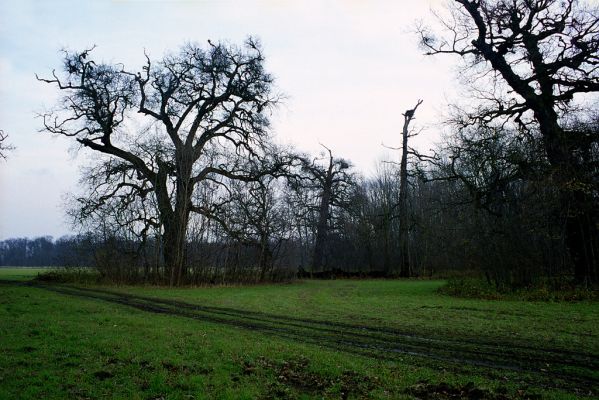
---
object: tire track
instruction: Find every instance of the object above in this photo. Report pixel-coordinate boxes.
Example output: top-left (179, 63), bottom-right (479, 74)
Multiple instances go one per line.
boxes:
top-left (59, 284), bottom-right (599, 370)
top-left (5, 280), bottom-right (597, 392)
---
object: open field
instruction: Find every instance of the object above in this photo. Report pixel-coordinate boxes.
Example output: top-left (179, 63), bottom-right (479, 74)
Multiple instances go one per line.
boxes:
top-left (0, 267), bottom-right (56, 281)
top-left (0, 269), bottom-right (597, 399)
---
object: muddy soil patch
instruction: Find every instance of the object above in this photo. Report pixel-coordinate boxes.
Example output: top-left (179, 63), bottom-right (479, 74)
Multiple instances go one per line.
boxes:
top-left (406, 381), bottom-right (542, 400)
top-left (242, 356), bottom-right (377, 399)
top-left (93, 370), bottom-right (114, 381)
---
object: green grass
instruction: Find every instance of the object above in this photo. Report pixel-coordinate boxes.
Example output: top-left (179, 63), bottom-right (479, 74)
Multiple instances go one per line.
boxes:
top-left (0, 268), bottom-right (597, 399)
top-left (0, 267), bottom-right (56, 281)
top-left (114, 279), bottom-right (598, 354)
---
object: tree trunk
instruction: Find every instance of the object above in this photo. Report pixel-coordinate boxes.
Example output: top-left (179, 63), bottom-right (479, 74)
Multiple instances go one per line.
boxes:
top-left (163, 209), bottom-right (189, 286)
top-left (383, 219), bottom-right (391, 274)
top-left (564, 188), bottom-right (598, 285)
top-left (312, 152), bottom-right (335, 275)
top-left (155, 156), bottom-right (194, 286)
top-left (313, 180), bottom-right (332, 272)
top-left (398, 117), bottom-right (410, 278)
top-left (258, 239), bottom-right (273, 282)
top-left (397, 100), bottom-right (422, 278)
top-left (537, 110), bottom-right (598, 285)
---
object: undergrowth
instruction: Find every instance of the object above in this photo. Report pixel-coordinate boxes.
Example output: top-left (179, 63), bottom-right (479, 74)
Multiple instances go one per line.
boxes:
top-left (439, 278), bottom-right (598, 301)
top-left (35, 268), bottom-right (102, 285)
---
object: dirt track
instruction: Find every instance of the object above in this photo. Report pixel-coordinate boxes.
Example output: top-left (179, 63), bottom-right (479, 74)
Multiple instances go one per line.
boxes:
top-left (3, 280), bottom-right (597, 392)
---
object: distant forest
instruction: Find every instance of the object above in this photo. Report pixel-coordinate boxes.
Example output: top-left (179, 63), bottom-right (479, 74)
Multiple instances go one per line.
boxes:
top-left (0, 236), bottom-right (92, 268)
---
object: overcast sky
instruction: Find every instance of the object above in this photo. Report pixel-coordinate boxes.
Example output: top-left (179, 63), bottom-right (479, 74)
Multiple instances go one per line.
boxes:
top-left (0, 0), bottom-right (458, 240)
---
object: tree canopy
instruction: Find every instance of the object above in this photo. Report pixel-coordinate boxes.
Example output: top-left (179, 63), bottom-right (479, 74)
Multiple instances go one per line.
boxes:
top-left (39, 38), bottom-right (288, 285)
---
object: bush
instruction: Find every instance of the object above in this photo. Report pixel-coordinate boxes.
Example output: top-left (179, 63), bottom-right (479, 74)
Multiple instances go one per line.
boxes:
top-left (35, 268), bottom-right (101, 285)
top-left (439, 278), bottom-right (598, 301)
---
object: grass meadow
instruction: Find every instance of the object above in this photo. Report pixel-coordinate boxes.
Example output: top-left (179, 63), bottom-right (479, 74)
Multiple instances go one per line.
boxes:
top-left (0, 268), bottom-right (597, 399)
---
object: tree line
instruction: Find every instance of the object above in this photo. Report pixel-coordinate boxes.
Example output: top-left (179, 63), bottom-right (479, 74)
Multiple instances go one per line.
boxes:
top-left (4, 0), bottom-right (596, 287)
top-left (0, 236), bottom-right (93, 267)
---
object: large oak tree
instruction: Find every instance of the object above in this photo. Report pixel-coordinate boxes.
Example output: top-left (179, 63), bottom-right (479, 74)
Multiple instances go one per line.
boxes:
top-left (39, 38), bottom-right (284, 285)
top-left (420, 0), bottom-right (599, 283)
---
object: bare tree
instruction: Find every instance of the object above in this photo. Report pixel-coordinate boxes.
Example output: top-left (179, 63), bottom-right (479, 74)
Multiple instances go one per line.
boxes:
top-left (364, 162), bottom-right (401, 274)
top-left (419, 0), bottom-right (599, 284)
top-left (381, 100), bottom-right (423, 276)
top-left (397, 100), bottom-right (423, 277)
top-left (295, 145), bottom-right (353, 273)
top-left (0, 130), bottom-right (14, 160)
top-left (39, 38), bottom-right (284, 286)
top-left (197, 170), bottom-right (293, 281)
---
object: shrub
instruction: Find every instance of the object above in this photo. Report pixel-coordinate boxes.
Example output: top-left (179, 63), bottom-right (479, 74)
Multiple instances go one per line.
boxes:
top-left (439, 278), bottom-right (598, 302)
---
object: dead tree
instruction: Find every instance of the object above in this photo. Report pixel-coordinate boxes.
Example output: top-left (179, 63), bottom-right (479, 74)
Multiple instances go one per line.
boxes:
top-left (398, 100), bottom-right (423, 277)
